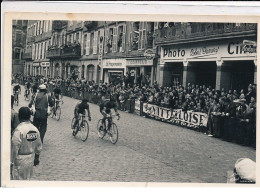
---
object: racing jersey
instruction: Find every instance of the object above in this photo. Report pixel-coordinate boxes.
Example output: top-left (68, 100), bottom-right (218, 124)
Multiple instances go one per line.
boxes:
top-left (11, 122), bottom-right (42, 165)
top-left (53, 88), bottom-right (61, 99)
top-left (75, 101), bottom-right (89, 115)
top-left (99, 100), bottom-right (117, 114)
top-left (26, 82), bottom-right (31, 89)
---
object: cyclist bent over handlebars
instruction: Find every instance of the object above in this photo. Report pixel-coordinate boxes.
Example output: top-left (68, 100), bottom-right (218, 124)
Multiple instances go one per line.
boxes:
top-left (99, 95), bottom-right (120, 132)
top-left (72, 98), bottom-right (91, 130)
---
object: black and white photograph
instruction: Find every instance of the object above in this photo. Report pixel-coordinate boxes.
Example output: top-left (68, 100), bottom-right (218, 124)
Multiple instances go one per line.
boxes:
top-left (1, 2), bottom-right (259, 189)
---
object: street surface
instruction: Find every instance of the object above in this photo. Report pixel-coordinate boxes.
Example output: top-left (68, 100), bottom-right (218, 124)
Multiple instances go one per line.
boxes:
top-left (13, 86), bottom-right (256, 183)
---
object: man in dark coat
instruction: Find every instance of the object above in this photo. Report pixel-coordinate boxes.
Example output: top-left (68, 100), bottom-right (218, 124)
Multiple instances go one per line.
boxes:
top-left (29, 84), bottom-right (54, 143)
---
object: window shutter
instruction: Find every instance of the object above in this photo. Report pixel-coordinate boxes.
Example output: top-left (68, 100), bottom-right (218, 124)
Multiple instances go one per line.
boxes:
top-left (42, 42), bottom-right (45, 59)
top-left (93, 31), bottom-right (98, 54)
top-left (83, 34), bottom-right (87, 55)
top-left (112, 27), bottom-right (116, 52)
top-left (138, 22), bottom-right (143, 50)
top-left (122, 25), bottom-right (126, 52)
top-left (32, 44), bottom-right (35, 60)
top-left (105, 27), bottom-right (109, 53)
top-left (143, 22), bottom-right (147, 49)
top-left (86, 33), bottom-right (90, 55)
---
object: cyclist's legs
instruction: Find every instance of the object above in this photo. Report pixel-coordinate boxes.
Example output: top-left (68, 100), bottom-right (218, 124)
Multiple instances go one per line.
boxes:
top-left (107, 117), bottom-right (112, 131)
top-left (73, 111), bottom-right (79, 129)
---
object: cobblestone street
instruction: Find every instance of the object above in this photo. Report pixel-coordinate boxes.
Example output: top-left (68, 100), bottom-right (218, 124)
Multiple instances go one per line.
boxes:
top-left (13, 86), bottom-right (256, 183)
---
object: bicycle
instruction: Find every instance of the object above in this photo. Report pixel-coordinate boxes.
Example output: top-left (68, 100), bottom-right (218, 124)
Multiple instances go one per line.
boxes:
top-left (24, 88), bottom-right (31, 101)
top-left (50, 99), bottom-right (63, 121)
top-left (71, 113), bottom-right (90, 142)
top-left (97, 114), bottom-right (120, 144)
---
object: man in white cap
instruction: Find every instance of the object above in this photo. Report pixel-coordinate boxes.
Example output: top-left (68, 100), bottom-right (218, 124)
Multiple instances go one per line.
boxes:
top-left (29, 84), bottom-right (54, 143)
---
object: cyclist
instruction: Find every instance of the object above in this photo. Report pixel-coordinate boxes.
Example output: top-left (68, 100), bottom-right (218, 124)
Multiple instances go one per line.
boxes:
top-left (72, 98), bottom-right (91, 131)
top-left (99, 94), bottom-right (120, 133)
top-left (13, 83), bottom-right (21, 104)
top-left (24, 81), bottom-right (31, 99)
top-left (52, 84), bottom-right (62, 114)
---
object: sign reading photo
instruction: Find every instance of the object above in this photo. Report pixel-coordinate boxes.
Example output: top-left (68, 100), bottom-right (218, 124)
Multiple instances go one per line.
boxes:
top-left (162, 38), bottom-right (257, 61)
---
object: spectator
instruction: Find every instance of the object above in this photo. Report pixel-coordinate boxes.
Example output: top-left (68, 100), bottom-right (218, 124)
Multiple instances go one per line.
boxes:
top-left (11, 107), bottom-right (42, 180)
top-left (29, 84), bottom-right (54, 143)
top-left (11, 95), bottom-right (20, 136)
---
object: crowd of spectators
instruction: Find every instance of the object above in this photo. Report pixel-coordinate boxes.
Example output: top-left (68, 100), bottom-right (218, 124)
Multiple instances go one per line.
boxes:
top-left (15, 73), bottom-right (256, 148)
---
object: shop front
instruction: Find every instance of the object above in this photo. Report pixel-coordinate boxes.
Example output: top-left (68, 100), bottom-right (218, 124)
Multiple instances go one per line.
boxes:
top-left (126, 58), bottom-right (154, 86)
top-left (80, 59), bottom-right (99, 82)
top-left (41, 62), bottom-right (50, 78)
top-left (159, 37), bottom-right (257, 90)
top-left (102, 58), bottom-right (126, 84)
top-left (33, 63), bottom-right (40, 76)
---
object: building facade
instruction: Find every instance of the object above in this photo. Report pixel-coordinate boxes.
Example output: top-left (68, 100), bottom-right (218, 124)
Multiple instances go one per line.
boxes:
top-left (24, 20), bottom-right (158, 85)
top-left (155, 22), bottom-right (257, 91)
top-left (12, 20), bottom-right (28, 74)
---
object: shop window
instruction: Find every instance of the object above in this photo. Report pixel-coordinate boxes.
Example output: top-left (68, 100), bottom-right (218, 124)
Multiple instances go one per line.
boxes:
top-left (76, 32), bottom-right (79, 42)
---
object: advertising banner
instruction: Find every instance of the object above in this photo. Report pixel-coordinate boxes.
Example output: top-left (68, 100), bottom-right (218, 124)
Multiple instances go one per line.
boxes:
top-left (142, 103), bottom-right (208, 128)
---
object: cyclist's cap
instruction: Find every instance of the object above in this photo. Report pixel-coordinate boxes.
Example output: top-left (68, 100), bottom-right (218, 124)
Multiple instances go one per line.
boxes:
top-left (39, 84), bottom-right (46, 90)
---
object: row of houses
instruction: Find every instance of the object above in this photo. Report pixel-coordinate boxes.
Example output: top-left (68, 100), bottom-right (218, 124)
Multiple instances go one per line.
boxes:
top-left (22, 20), bottom-right (257, 91)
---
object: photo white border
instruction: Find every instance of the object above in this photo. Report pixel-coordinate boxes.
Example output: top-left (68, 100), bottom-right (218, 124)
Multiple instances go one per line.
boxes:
top-left (1, 1), bottom-right (260, 189)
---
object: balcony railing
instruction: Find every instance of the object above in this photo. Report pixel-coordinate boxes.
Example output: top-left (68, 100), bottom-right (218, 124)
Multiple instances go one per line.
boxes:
top-left (46, 48), bottom-right (61, 58)
top-left (35, 31), bottom-right (52, 42)
top-left (61, 44), bottom-right (81, 58)
top-left (23, 52), bottom-right (32, 60)
top-left (84, 21), bottom-right (98, 30)
top-left (67, 22), bottom-right (83, 32)
top-left (27, 36), bottom-right (35, 43)
top-left (155, 23), bottom-right (257, 44)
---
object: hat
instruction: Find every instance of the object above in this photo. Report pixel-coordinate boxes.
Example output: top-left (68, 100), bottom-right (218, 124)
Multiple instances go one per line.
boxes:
top-left (39, 84), bottom-right (46, 90)
top-left (235, 158), bottom-right (256, 182)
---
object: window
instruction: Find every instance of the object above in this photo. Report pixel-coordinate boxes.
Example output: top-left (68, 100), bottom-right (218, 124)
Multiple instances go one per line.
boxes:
top-left (90, 32), bottom-right (94, 54)
top-left (138, 22), bottom-right (147, 50)
top-left (93, 31), bottom-right (98, 54)
top-left (17, 20), bottom-right (22, 26)
top-left (16, 32), bottom-right (22, 44)
top-left (14, 48), bottom-right (21, 59)
top-left (86, 33), bottom-right (90, 55)
top-left (83, 34), bottom-right (87, 55)
top-left (147, 22), bottom-right (154, 49)
top-left (131, 22), bottom-right (140, 51)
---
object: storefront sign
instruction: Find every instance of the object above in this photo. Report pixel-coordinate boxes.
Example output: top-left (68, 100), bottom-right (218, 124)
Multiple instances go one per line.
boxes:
top-left (144, 49), bottom-right (156, 59)
top-left (33, 63), bottom-right (40, 67)
top-left (98, 29), bottom-right (104, 67)
top-left (41, 62), bottom-right (50, 67)
top-left (162, 38), bottom-right (257, 61)
top-left (103, 59), bottom-right (126, 69)
top-left (126, 59), bottom-right (153, 66)
top-left (143, 103), bottom-right (208, 128)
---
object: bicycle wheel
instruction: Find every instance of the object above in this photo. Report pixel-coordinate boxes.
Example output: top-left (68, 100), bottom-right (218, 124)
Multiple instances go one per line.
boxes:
top-left (109, 123), bottom-right (118, 144)
top-left (50, 108), bottom-right (54, 118)
top-left (97, 119), bottom-right (106, 139)
top-left (55, 106), bottom-right (61, 121)
top-left (80, 120), bottom-right (89, 142)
